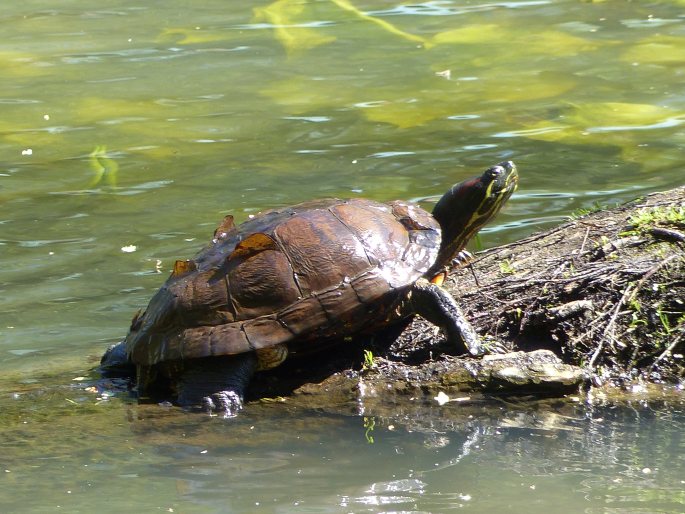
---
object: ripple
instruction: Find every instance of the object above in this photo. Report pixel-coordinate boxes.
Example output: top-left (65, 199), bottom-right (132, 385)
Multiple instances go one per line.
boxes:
top-left (194, 138), bottom-right (234, 143)
top-left (515, 185), bottom-right (644, 200)
top-left (113, 180), bottom-right (175, 195)
top-left (7, 349), bottom-right (41, 356)
top-left (61, 55), bottom-right (102, 64)
top-left (463, 143), bottom-right (497, 150)
top-left (368, 0), bottom-right (551, 17)
top-left (156, 94), bottom-right (224, 106)
top-left (283, 116), bottom-right (331, 122)
top-left (86, 76), bottom-right (137, 84)
top-left (586, 116), bottom-right (685, 133)
top-left (369, 151), bottom-right (415, 158)
top-left (0, 98), bottom-right (42, 104)
top-left (622, 18), bottom-right (681, 29)
top-left (353, 100), bottom-right (388, 109)
top-left (447, 114), bottom-right (480, 120)
top-left (14, 237), bottom-right (96, 248)
top-left (485, 216), bottom-right (570, 232)
top-left (98, 117), bottom-right (147, 125)
top-left (492, 126), bottom-right (566, 138)
top-left (55, 273), bottom-right (83, 281)
top-left (51, 180), bottom-right (173, 197)
top-left (516, 191), bottom-right (577, 199)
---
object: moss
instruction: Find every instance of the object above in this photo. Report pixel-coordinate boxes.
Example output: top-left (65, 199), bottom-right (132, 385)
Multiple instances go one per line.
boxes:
top-left (622, 204), bottom-right (685, 236)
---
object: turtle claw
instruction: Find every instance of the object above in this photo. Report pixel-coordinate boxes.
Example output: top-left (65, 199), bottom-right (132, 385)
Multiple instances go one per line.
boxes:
top-left (480, 336), bottom-right (513, 355)
top-left (202, 391), bottom-right (243, 418)
top-left (467, 339), bottom-right (486, 357)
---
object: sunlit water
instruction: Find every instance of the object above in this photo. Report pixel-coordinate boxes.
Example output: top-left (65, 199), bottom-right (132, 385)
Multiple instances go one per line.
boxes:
top-left (2, 0), bottom-right (685, 511)
top-left (2, 389), bottom-right (685, 513)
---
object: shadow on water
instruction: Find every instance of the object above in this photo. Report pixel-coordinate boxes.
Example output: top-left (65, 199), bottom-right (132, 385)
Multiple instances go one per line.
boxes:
top-left (2, 367), bottom-right (684, 513)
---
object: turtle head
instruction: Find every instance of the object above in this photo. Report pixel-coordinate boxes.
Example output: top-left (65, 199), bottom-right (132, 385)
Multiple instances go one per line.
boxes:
top-left (429, 160), bottom-right (518, 275)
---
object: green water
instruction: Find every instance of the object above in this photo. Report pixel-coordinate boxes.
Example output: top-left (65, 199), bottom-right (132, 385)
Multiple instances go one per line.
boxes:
top-left (2, 0), bottom-right (685, 511)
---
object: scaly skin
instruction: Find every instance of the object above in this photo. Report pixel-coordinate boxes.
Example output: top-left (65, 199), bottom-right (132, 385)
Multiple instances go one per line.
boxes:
top-left (175, 353), bottom-right (258, 417)
top-left (409, 277), bottom-right (483, 356)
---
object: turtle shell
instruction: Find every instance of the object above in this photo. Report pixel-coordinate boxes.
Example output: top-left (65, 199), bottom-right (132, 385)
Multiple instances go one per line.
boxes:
top-left (126, 198), bottom-right (440, 367)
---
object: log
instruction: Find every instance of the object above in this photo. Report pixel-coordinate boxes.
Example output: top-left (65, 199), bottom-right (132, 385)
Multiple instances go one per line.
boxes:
top-left (252, 186), bottom-right (684, 408)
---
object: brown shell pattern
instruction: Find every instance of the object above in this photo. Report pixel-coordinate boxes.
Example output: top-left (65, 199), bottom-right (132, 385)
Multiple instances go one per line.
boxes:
top-left (127, 198), bottom-right (440, 366)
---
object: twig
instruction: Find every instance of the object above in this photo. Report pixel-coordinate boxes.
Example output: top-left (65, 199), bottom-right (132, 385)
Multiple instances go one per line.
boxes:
top-left (588, 284), bottom-right (635, 369)
top-left (468, 262), bottom-right (481, 288)
top-left (576, 226), bottom-right (591, 260)
top-left (588, 253), bottom-right (682, 370)
top-left (626, 253), bottom-right (681, 304)
top-left (650, 227), bottom-right (685, 244)
top-left (648, 328), bottom-right (684, 373)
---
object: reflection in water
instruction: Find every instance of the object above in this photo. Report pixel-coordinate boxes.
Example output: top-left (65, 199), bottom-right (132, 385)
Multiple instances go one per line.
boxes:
top-left (1, 380), bottom-right (684, 512)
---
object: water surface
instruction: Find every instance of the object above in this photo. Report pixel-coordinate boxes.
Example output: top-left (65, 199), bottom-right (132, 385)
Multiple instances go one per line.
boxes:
top-left (2, 0), bottom-right (685, 511)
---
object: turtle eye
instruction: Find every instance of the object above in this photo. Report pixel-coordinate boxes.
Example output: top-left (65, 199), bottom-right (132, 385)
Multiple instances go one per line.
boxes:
top-left (486, 165), bottom-right (504, 180)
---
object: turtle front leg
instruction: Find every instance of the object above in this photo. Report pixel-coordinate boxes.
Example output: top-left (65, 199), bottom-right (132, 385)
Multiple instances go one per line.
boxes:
top-left (408, 278), bottom-right (484, 356)
top-left (176, 353), bottom-right (258, 417)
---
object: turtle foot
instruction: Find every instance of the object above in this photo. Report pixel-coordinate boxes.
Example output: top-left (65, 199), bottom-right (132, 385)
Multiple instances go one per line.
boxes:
top-left (176, 353), bottom-right (257, 417)
top-left (480, 336), bottom-right (513, 355)
top-left (202, 391), bottom-right (243, 418)
top-left (467, 339), bottom-right (486, 357)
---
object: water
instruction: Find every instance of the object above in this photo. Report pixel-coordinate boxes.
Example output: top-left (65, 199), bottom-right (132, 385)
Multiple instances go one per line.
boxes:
top-left (1, 0), bottom-right (685, 511)
top-left (2, 390), bottom-right (685, 512)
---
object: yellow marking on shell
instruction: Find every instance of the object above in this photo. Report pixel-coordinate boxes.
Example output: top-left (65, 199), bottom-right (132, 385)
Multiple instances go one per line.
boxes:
top-left (229, 232), bottom-right (278, 260)
top-left (172, 259), bottom-right (197, 277)
top-left (256, 344), bottom-right (289, 371)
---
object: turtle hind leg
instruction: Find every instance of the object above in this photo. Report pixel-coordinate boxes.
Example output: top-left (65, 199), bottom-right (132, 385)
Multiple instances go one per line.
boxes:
top-left (175, 353), bottom-right (258, 417)
top-left (409, 278), bottom-right (484, 356)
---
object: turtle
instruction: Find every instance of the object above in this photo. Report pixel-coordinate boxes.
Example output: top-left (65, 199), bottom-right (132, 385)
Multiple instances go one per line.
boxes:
top-left (101, 160), bottom-right (518, 415)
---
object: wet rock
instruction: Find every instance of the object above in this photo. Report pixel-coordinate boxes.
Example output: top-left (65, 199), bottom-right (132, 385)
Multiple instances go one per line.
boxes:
top-left (288, 350), bottom-right (587, 411)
